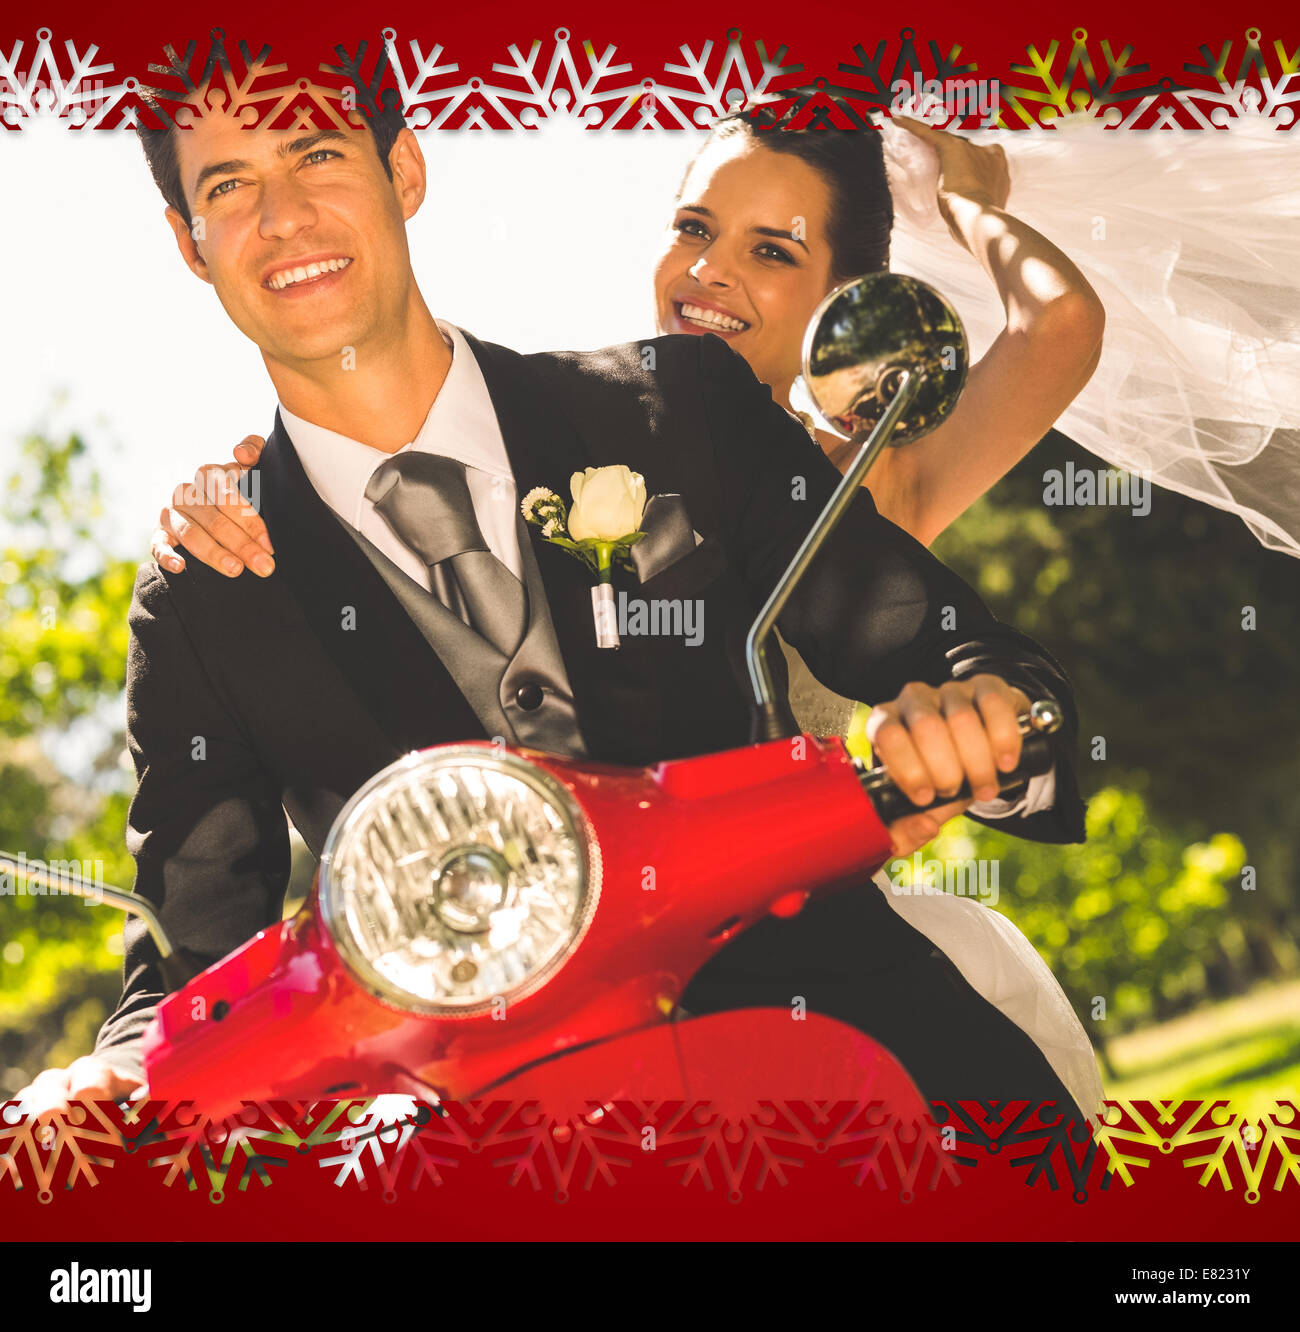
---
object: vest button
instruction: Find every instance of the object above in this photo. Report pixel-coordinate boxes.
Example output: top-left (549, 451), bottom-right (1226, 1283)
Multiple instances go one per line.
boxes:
top-left (515, 682), bottom-right (544, 712)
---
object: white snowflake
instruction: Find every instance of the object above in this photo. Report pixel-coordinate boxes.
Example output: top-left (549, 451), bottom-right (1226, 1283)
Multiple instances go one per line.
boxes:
top-left (386, 26), bottom-right (646, 132)
top-left (316, 1095), bottom-right (467, 1198)
top-left (383, 27), bottom-right (801, 133)
top-left (646, 31), bottom-right (802, 129)
top-left (0, 27), bottom-right (137, 128)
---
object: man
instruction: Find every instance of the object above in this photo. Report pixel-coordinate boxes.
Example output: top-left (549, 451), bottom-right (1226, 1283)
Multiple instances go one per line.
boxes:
top-left (19, 100), bottom-right (1092, 1116)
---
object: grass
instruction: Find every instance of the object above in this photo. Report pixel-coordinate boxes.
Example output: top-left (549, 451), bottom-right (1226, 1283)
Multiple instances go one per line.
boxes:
top-left (1102, 977), bottom-right (1300, 1116)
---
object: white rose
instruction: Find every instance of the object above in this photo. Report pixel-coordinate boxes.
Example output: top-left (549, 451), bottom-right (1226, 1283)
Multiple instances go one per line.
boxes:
top-left (568, 465), bottom-right (647, 541)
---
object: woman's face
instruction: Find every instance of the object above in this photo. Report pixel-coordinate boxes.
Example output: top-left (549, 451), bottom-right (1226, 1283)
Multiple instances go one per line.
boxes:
top-left (652, 136), bottom-right (837, 404)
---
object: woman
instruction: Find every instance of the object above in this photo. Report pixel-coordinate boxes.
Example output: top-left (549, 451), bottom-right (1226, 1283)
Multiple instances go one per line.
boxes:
top-left (650, 109), bottom-right (1103, 739)
top-left (147, 113), bottom-right (1109, 1121)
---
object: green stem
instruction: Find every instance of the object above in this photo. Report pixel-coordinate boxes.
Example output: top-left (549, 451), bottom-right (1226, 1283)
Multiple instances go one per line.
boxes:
top-left (594, 542), bottom-right (615, 584)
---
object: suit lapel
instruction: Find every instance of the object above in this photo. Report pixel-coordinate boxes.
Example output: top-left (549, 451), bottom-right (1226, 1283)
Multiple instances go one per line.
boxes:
top-left (257, 414), bottom-right (488, 754)
top-left (462, 332), bottom-right (664, 761)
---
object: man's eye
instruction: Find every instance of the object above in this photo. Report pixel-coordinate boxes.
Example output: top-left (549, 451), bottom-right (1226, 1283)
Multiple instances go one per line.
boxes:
top-left (209, 179), bottom-right (239, 199)
top-left (304, 148), bottom-right (341, 165)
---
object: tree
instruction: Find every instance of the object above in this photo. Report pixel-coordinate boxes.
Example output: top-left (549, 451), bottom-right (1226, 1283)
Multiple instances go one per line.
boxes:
top-left (0, 429), bottom-right (137, 1089)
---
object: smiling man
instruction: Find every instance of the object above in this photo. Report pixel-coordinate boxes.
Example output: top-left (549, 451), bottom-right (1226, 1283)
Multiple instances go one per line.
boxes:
top-left (17, 97), bottom-right (1095, 1118)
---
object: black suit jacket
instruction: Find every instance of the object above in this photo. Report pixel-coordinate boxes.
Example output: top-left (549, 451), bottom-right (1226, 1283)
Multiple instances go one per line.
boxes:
top-left (93, 330), bottom-right (1086, 1078)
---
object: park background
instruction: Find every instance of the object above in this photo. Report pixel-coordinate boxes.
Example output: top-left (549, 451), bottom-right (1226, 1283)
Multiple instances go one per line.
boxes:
top-left (0, 116), bottom-right (1297, 1112)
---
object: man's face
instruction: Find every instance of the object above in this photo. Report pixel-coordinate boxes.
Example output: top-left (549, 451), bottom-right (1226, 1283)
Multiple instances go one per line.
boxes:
top-left (168, 112), bottom-right (420, 369)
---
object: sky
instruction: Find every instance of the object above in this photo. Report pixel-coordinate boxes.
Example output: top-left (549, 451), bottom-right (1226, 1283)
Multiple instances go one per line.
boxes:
top-left (0, 119), bottom-right (697, 557)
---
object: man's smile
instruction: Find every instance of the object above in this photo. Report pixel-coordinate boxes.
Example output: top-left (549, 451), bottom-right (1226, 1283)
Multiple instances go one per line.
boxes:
top-left (261, 254), bottom-right (354, 293)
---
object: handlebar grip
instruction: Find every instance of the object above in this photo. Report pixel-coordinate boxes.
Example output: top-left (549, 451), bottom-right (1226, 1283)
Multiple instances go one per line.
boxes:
top-left (857, 699), bottom-right (1063, 823)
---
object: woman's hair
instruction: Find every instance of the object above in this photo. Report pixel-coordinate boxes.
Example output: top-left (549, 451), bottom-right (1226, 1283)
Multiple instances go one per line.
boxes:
top-left (686, 108), bottom-right (894, 283)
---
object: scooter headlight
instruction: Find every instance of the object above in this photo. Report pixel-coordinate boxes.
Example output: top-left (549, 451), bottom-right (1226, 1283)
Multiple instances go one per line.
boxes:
top-left (319, 747), bottom-right (598, 1015)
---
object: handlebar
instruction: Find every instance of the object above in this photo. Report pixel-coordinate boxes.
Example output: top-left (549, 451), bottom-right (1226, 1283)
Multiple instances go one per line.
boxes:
top-left (855, 699), bottom-right (1063, 823)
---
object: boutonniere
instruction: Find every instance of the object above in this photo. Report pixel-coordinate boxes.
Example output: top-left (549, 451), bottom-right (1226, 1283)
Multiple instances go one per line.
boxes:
top-left (521, 465), bottom-right (647, 649)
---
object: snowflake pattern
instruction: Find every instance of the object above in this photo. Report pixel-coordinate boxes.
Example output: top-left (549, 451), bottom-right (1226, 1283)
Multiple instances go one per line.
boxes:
top-left (995, 27), bottom-right (1166, 129)
top-left (817, 1101), bottom-right (960, 1198)
top-left (645, 31), bottom-right (803, 128)
top-left (0, 27), bottom-right (138, 128)
top-left (123, 1098), bottom-right (304, 1200)
top-left (12, 24), bottom-right (1290, 136)
top-left (996, 26), bottom-right (1300, 130)
top-left (4, 1098), bottom-right (1298, 1201)
top-left (137, 27), bottom-right (362, 133)
top-left (315, 1096), bottom-right (467, 1199)
top-left (1170, 29), bottom-right (1300, 129)
top-left (1096, 1100), bottom-right (1300, 1200)
top-left (367, 27), bottom-right (802, 132)
top-left (652, 1101), bottom-right (847, 1201)
top-left (931, 1100), bottom-right (1114, 1202)
top-left (758, 26), bottom-right (985, 131)
top-left (0, 1098), bottom-right (126, 1202)
top-left (467, 1099), bottom-right (644, 1199)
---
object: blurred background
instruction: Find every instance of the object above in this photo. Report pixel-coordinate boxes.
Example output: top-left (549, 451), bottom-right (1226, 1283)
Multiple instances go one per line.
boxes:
top-left (1, 124), bottom-right (1297, 1111)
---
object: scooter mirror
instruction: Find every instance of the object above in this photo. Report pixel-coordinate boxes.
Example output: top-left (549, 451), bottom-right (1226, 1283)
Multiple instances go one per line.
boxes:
top-left (746, 273), bottom-right (970, 739)
top-left (794, 272), bottom-right (968, 444)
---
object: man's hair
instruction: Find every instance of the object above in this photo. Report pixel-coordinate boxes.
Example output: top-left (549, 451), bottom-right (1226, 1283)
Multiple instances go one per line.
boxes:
top-left (136, 103), bottom-right (408, 226)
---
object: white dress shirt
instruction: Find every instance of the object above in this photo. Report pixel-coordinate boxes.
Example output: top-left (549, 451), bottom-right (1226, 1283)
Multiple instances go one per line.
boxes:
top-left (280, 320), bottom-right (522, 587)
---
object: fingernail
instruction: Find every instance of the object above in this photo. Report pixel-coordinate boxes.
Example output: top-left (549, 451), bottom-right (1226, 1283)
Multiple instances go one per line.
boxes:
top-left (998, 752), bottom-right (1017, 770)
top-left (976, 784), bottom-right (999, 802)
top-left (914, 787), bottom-right (934, 806)
top-left (253, 554), bottom-right (275, 576)
top-left (222, 557), bottom-right (241, 575)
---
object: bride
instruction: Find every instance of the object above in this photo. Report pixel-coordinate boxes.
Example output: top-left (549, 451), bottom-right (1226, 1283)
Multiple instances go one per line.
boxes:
top-left (149, 110), bottom-right (1117, 1121)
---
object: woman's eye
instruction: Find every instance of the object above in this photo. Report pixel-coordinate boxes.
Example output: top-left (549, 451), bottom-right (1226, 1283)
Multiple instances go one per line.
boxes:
top-left (674, 217), bottom-right (710, 239)
top-left (756, 243), bottom-right (795, 264)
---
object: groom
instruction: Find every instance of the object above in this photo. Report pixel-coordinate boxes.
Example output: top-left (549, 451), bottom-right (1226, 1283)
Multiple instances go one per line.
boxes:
top-left (20, 104), bottom-right (1088, 1114)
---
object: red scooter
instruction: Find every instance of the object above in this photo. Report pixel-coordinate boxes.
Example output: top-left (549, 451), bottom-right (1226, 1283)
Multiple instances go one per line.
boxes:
top-left (4, 275), bottom-right (1059, 1124)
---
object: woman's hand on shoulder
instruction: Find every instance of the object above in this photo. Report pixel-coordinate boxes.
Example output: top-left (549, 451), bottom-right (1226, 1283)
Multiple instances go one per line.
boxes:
top-left (152, 435), bottom-right (274, 577)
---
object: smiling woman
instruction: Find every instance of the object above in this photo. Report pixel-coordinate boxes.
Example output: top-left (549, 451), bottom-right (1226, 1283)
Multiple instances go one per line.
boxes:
top-left (653, 111), bottom-right (894, 408)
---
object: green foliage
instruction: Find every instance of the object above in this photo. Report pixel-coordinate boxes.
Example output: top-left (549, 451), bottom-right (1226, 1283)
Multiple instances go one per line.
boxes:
top-left (931, 431), bottom-right (1300, 869)
top-left (0, 430), bottom-right (138, 1086)
top-left (849, 428), bottom-right (1299, 1075)
top-left (930, 430), bottom-right (1300, 1001)
top-left (917, 789), bottom-right (1249, 1034)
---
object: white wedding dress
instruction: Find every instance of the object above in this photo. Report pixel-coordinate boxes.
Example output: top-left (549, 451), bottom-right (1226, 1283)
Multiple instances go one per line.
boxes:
top-left (880, 111), bottom-right (1300, 559)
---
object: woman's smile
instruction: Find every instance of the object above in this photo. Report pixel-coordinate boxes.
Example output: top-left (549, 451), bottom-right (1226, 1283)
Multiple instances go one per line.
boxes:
top-left (668, 297), bottom-right (752, 338)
